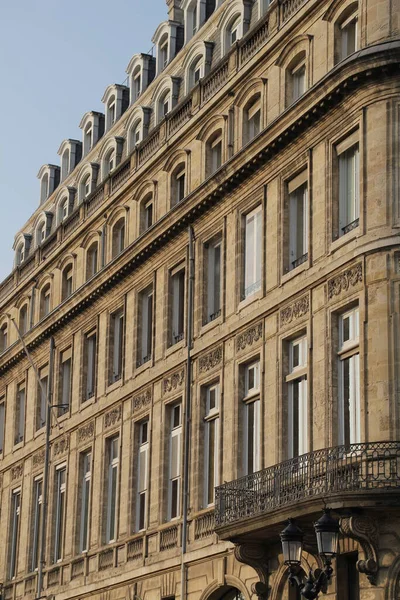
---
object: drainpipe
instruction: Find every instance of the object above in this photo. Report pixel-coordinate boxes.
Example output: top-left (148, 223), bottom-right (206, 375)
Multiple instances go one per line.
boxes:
top-left (181, 226), bottom-right (195, 600)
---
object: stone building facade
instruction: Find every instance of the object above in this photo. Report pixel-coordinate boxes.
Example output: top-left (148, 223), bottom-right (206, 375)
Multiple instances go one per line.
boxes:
top-left (0, 0), bottom-right (400, 599)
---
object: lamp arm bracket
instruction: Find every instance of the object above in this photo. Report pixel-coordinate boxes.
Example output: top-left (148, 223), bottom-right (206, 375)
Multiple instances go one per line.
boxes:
top-left (340, 515), bottom-right (379, 585)
top-left (234, 543), bottom-right (270, 598)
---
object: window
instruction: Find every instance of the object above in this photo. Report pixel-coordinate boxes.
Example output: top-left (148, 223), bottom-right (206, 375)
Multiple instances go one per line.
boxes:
top-left (192, 3), bottom-right (198, 35)
top-left (206, 132), bottom-right (222, 177)
top-left (137, 286), bottom-right (153, 367)
top-left (9, 489), bottom-right (21, 579)
top-left (243, 96), bottom-right (261, 145)
top-left (169, 265), bottom-right (185, 346)
top-left (136, 421), bottom-right (149, 531)
top-left (168, 403), bottom-right (182, 520)
top-left (189, 56), bottom-right (203, 91)
top-left (108, 99), bottom-right (116, 128)
top-left (338, 307), bottom-right (360, 446)
top-left (106, 436), bottom-right (119, 543)
top-left (53, 466), bottom-right (66, 562)
top-left (40, 174), bottom-right (49, 204)
top-left (0, 323), bottom-right (8, 352)
top-left (106, 150), bottom-right (115, 176)
top-left (15, 383), bottom-right (25, 444)
top-left (160, 37), bottom-right (169, 70)
top-left (204, 383), bottom-right (219, 505)
top-left (78, 452), bottom-right (92, 553)
top-left (140, 194), bottom-right (154, 234)
top-left (241, 361), bottom-right (261, 475)
top-left (112, 218), bottom-right (125, 259)
top-left (336, 552), bottom-right (360, 599)
top-left (109, 309), bottom-right (124, 383)
top-left (287, 54), bottom-right (306, 105)
top-left (206, 0), bottom-right (216, 20)
top-left (84, 124), bottom-right (92, 154)
top-left (86, 241), bottom-right (99, 280)
top-left (59, 348), bottom-right (72, 416)
top-left (133, 71), bottom-right (142, 101)
top-left (159, 90), bottom-right (171, 122)
top-left (40, 284), bottom-right (51, 319)
top-left (31, 478), bottom-right (43, 572)
top-left (286, 336), bottom-right (308, 459)
top-left (228, 17), bottom-right (241, 47)
top-left (60, 198), bottom-right (69, 222)
top-left (36, 366), bottom-right (48, 431)
top-left (204, 236), bottom-right (222, 324)
top-left (0, 398), bottom-right (5, 452)
top-left (337, 133), bottom-right (360, 236)
top-left (171, 166), bottom-right (186, 207)
top-left (132, 122), bottom-right (142, 146)
top-left (62, 265), bottom-right (73, 301)
top-left (339, 10), bottom-right (358, 62)
top-left (81, 174), bottom-right (91, 201)
top-left (37, 222), bottom-right (46, 246)
top-left (16, 243), bottom-right (25, 266)
top-left (287, 172), bottom-right (308, 270)
top-left (83, 330), bottom-right (97, 401)
top-left (19, 304), bottom-right (28, 335)
top-left (243, 206), bottom-right (262, 300)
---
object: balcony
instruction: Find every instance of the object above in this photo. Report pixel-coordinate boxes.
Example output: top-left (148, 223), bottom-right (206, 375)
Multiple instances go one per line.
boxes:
top-left (215, 442), bottom-right (400, 541)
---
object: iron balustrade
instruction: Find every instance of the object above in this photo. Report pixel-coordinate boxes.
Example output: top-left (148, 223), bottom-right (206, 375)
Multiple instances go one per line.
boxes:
top-left (215, 442), bottom-right (400, 528)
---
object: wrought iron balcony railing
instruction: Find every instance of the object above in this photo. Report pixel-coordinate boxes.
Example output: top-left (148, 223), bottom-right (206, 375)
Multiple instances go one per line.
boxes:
top-left (215, 442), bottom-right (400, 529)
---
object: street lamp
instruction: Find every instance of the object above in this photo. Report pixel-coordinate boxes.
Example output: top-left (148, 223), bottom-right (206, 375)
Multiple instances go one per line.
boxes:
top-left (280, 509), bottom-right (340, 600)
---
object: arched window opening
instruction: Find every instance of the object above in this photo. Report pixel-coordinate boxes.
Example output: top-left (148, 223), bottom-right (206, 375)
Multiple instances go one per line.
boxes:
top-left (243, 95), bottom-right (261, 145)
top-left (40, 284), bottom-right (51, 320)
top-left (104, 149), bottom-right (116, 178)
top-left (107, 97), bottom-right (116, 129)
top-left (16, 243), bottom-right (25, 266)
top-left (286, 52), bottom-right (306, 106)
top-left (206, 0), bottom-right (216, 20)
top-left (84, 124), bottom-right (93, 154)
top-left (112, 218), bottom-right (126, 259)
top-left (206, 130), bottom-right (223, 177)
top-left (189, 56), bottom-right (203, 91)
top-left (159, 90), bottom-right (171, 122)
top-left (86, 241), bottom-right (99, 280)
top-left (80, 174), bottom-right (91, 202)
top-left (219, 588), bottom-right (246, 600)
top-left (131, 121), bottom-right (142, 147)
top-left (336, 5), bottom-right (358, 63)
top-left (0, 324), bottom-right (8, 353)
top-left (62, 265), bottom-right (73, 301)
top-left (228, 16), bottom-right (241, 48)
top-left (60, 198), bottom-right (69, 223)
top-left (40, 174), bottom-right (49, 204)
top-left (132, 67), bottom-right (142, 102)
top-left (19, 304), bottom-right (28, 335)
top-left (171, 164), bottom-right (186, 207)
top-left (160, 34), bottom-right (169, 71)
top-left (36, 222), bottom-right (46, 246)
top-left (140, 193), bottom-right (154, 234)
top-left (61, 149), bottom-right (70, 181)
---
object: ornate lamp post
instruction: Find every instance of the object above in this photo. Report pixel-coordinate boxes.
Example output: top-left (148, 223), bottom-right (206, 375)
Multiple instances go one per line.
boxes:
top-left (280, 509), bottom-right (340, 599)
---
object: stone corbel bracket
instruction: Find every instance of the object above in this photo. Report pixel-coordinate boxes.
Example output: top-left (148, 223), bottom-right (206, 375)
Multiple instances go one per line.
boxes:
top-left (340, 516), bottom-right (379, 585)
top-left (234, 543), bottom-right (270, 599)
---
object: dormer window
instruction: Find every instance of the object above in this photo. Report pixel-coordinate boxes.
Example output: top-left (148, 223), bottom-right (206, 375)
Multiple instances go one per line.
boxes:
top-left (189, 56), bottom-right (203, 91)
top-left (153, 22), bottom-right (183, 76)
top-left (61, 199), bottom-right (69, 222)
top-left (160, 36), bottom-right (169, 70)
top-left (80, 112), bottom-right (105, 156)
top-left (40, 174), bottom-right (49, 204)
top-left (58, 140), bottom-right (82, 181)
top-left (83, 175), bottom-right (91, 199)
top-left (108, 151), bottom-right (115, 173)
top-left (37, 165), bottom-right (60, 205)
top-left (84, 125), bottom-right (92, 153)
top-left (133, 72), bottom-right (141, 101)
top-left (229, 17), bottom-right (240, 45)
top-left (16, 243), bottom-right (25, 266)
top-left (126, 54), bottom-right (156, 104)
top-left (61, 150), bottom-right (70, 182)
top-left (37, 222), bottom-right (46, 245)
top-left (133, 124), bottom-right (141, 145)
top-left (108, 99), bottom-right (116, 127)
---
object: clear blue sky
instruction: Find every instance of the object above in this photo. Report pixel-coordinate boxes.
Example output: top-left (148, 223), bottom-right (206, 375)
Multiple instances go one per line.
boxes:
top-left (0, 0), bottom-right (166, 282)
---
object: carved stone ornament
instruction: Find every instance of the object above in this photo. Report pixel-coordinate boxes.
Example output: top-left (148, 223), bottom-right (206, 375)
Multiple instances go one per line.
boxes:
top-left (32, 449), bottom-right (45, 469)
top-left (104, 405), bottom-right (122, 429)
top-left (199, 346), bottom-right (223, 373)
top-left (53, 436), bottom-right (69, 457)
top-left (163, 369), bottom-right (184, 395)
top-left (340, 515), bottom-right (379, 585)
top-left (280, 295), bottom-right (309, 327)
top-left (11, 463), bottom-right (23, 481)
top-left (133, 389), bottom-right (152, 412)
top-left (236, 322), bottom-right (263, 352)
top-left (327, 263), bottom-right (362, 300)
top-left (234, 543), bottom-right (270, 599)
top-left (77, 421), bottom-right (95, 444)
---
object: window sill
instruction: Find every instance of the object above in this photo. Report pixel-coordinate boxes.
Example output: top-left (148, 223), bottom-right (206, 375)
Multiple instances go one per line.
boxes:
top-left (200, 314), bottom-right (223, 335)
top-left (238, 288), bottom-right (263, 312)
top-left (12, 440), bottom-right (24, 451)
top-left (165, 337), bottom-right (186, 358)
top-left (135, 357), bottom-right (153, 375)
top-left (330, 224), bottom-right (360, 254)
top-left (281, 256), bottom-right (309, 285)
top-left (80, 395), bottom-right (96, 411)
top-left (106, 379), bottom-right (123, 395)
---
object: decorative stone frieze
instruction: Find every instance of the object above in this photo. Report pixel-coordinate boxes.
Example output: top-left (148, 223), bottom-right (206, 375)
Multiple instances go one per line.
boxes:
top-left (104, 405), bottom-right (122, 429)
top-left (32, 449), bottom-right (45, 469)
top-left (280, 295), bottom-right (309, 327)
top-left (133, 389), bottom-right (152, 412)
top-left (163, 369), bottom-right (184, 395)
top-left (11, 463), bottom-right (23, 481)
top-left (236, 323), bottom-right (263, 352)
top-left (340, 515), bottom-right (379, 584)
top-left (77, 421), bottom-right (95, 444)
top-left (53, 436), bottom-right (69, 457)
top-left (199, 346), bottom-right (223, 373)
top-left (327, 263), bottom-right (362, 300)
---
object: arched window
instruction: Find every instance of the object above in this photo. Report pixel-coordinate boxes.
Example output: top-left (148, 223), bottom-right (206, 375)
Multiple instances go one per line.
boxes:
top-left (159, 33), bottom-right (169, 71)
top-left (132, 66), bottom-right (142, 102)
top-left (86, 241), bottom-right (99, 280)
top-left (61, 149), bottom-right (70, 181)
top-left (0, 323), bottom-right (8, 353)
top-left (80, 174), bottom-right (91, 203)
top-left (59, 198), bottom-right (69, 223)
top-left (40, 173), bottom-right (49, 204)
top-left (243, 95), bottom-right (261, 145)
top-left (62, 265), bottom-right (73, 301)
top-left (19, 304), bottom-right (28, 335)
top-left (206, 0), bottom-right (216, 20)
top-left (112, 218), bottom-right (126, 259)
top-left (36, 222), bottom-right (46, 246)
top-left (189, 56), bottom-right (203, 91)
top-left (104, 149), bottom-right (115, 178)
top-left (227, 15), bottom-right (241, 48)
top-left (206, 130), bottom-right (223, 177)
top-left (40, 284), bottom-right (51, 319)
top-left (107, 96), bottom-right (116, 129)
top-left (336, 4), bottom-right (358, 63)
top-left (16, 243), bottom-right (25, 266)
top-left (159, 89), bottom-right (171, 123)
top-left (171, 164), bottom-right (186, 207)
top-left (84, 124), bottom-right (93, 155)
top-left (286, 51), bottom-right (307, 106)
top-left (132, 121), bottom-right (142, 147)
top-left (140, 193), bottom-right (154, 234)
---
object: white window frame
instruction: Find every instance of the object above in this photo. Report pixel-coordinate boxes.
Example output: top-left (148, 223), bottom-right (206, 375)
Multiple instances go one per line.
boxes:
top-left (338, 138), bottom-right (360, 236)
top-left (54, 465), bottom-right (66, 563)
top-left (106, 436), bottom-right (119, 543)
top-left (242, 361), bottom-right (261, 475)
top-left (204, 383), bottom-right (219, 506)
top-left (136, 421), bottom-right (149, 531)
top-left (0, 399), bottom-right (5, 453)
top-left (340, 12), bottom-right (358, 60)
top-left (205, 237), bottom-right (222, 324)
top-left (110, 309), bottom-right (124, 383)
top-left (60, 349), bottom-right (72, 415)
top-left (291, 61), bottom-right (306, 103)
top-left (286, 336), bottom-right (308, 459)
top-left (15, 383), bottom-right (25, 444)
top-left (79, 451), bottom-right (92, 553)
top-left (31, 478), bottom-right (43, 572)
top-left (245, 97), bottom-right (261, 144)
top-left (288, 175), bottom-right (308, 270)
top-left (338, 307), bottom-right (360, 446)
top-left (168, 403), bottom-right (182, 520)
top-left (170, 266), bottom-right (185, 345)
top-left (243, 205), bottom-right (262, 300)
top-left (138, 287), bottom-right (153, 366)
top-left (84, 330), bottom-right (97, 401)
top-left (9, 488), bottom-right (21, 580)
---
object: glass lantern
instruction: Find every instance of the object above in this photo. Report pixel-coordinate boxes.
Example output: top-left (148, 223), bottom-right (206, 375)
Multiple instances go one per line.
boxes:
top-left (314, 510), bottom-right (340, 561)
top-left (280, 519), bottom-right (304, 566)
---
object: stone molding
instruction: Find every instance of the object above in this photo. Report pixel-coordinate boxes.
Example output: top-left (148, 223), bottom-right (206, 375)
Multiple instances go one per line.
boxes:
top-left (53, 435), bottom-right (69, 457)
top-left (234, 543), bottom-right (270, 598)
top-left (340, 515), bottom-right (379, 584)
top-left (133, 388), bottom-right (152, 412)
top-left (236, 322), bottom-right (263, 353)
top-left (104, 405), bottom-right (122, 429)
top-left (77, 421), bottom-right (95, 445)
top-left (327, 263), bottom-right (362, 300)
top-left (163, 369), bottom-right (184, 395)
top-left (11, 463), bottom-right (23, 481)
top-left (32, 449), bottom-right (45, 469)
top-left (280, 295), bottom-right (309, 327)
top-left (199, 346), bottom-right (223, 374)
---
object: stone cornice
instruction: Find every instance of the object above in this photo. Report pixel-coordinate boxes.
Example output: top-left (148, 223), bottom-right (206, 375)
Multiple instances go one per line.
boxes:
top-left (0, 44), bottom-right (399, 376)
